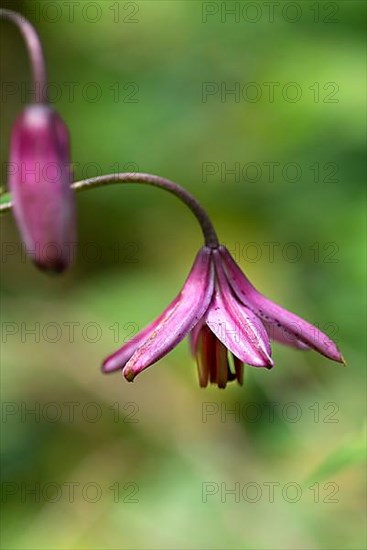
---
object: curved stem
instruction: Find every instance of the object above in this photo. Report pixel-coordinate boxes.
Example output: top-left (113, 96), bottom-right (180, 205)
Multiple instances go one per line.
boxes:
top-left (0, 9), bottom-right (47, 103)
top-left (76, 173), bottom-right (219, 248)
top-left (0, 172), bottom-right (220, 248)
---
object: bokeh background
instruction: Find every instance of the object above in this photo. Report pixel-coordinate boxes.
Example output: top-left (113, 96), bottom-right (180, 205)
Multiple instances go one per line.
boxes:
top-left (0, 1), bottom-right (366, 549)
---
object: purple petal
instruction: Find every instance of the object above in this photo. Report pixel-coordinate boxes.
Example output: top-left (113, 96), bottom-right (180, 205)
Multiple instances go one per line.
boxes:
top-left (102, 322), bottom-right (157, 373)
top-left (220, 246), bottom-right (343, 363)
top-left (205, 250), bottom-right (273, 368)
top-left (123, 247), bottom-right (215, 381)
top-left (263, 322), bottom-right (309, 350)
top-left (9, 105), bottom-right (75, 273)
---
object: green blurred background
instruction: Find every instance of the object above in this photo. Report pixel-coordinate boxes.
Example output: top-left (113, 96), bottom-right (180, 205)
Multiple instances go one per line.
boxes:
top-left (0, 1), bottom-right (366, 548)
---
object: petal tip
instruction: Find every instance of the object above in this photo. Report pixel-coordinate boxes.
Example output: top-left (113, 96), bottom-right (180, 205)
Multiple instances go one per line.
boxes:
top-left (101, 356), bottom-right (120, 374)
top-left (325, 344), bottom-right (345, 365)
top-left (123, 366), bottom-right (136, 382)
top-left (259, 353), bottom-right (274, 370)
top-left (33, 259), bottom-right (68, 275)
top-left (101, 361), bottom-right (112, 374)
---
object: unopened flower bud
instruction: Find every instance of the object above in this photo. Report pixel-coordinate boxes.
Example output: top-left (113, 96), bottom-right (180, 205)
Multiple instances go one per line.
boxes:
top-left (8, 104), bottom-right (75, 273)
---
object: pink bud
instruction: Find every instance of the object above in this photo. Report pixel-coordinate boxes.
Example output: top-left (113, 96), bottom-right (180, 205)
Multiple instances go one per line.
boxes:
top-left (9, 104), bottom-right (75, 273)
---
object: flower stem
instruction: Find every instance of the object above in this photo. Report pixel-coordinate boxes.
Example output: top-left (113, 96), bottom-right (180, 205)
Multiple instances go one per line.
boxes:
top-left (0, 9), bottom-right (47, 103)
top-left (76, 173), bottom-right (219, 248)
top-left (0, 172), bottom-right (220, 248)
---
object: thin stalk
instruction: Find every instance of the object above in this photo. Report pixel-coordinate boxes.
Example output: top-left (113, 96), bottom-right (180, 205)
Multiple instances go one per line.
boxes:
top-left (0, 9), bottom-right (47, 103)
top-left (0, 172), bottom-right (220, 248)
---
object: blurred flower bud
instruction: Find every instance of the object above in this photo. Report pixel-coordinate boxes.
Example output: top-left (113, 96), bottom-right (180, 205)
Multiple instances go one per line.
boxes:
top-left (8, 104), bottom-right (75, 273)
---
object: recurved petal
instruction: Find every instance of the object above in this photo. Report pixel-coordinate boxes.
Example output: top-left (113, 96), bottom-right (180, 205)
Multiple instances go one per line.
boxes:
top-left (220, 246), bottom-right (343, 363)
top-left (123, 247), bottom-right (215, 381)
top-left (263, 322), bottom-right (309, 350)
top-left (102, 322), bottom-right (159, 373)
top-left (205, 250), bottom-right (273, 368)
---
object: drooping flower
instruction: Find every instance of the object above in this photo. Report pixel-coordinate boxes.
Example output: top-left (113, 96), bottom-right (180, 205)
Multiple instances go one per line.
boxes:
top-left (8, 104), bottom-right (75, 272)
top-left (102, 245), bottom-right (343, 388)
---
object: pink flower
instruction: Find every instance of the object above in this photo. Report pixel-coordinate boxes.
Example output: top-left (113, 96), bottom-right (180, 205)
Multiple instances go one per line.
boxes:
top-left (102, 245), bottom-right (343, 388)
top-left (9, 104), bottom-right (75, 273)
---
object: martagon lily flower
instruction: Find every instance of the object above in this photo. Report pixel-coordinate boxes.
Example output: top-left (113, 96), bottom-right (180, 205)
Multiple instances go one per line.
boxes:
top-left (1, 157), bottom-right (344, 387)
top-left (103, 243), bottom-right (344, 388)
top-left (0, 11), bottom-right (344, 387)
